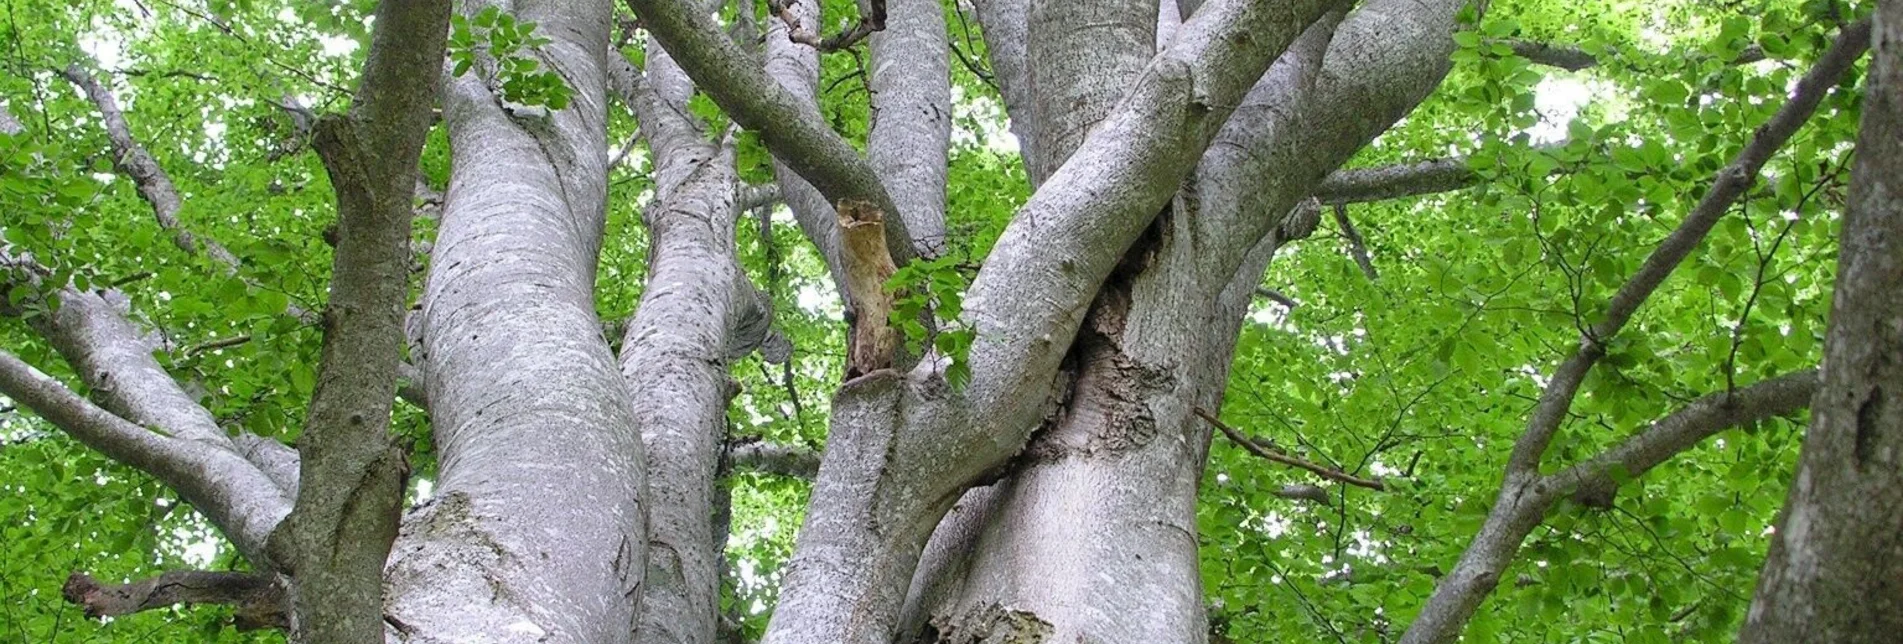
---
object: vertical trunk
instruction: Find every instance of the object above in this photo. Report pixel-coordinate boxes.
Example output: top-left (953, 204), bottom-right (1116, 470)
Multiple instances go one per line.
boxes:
top-left (286, 0), bottom-right (449, 639)
top-left (621, 41), bottom-right (747, 644)
top-left (384, 0), bottom-right (644, 640)
top-left (867, 0), bottom-right (951, 257)
top-left (1022, 0), bottom-right (1154, 186)
top-left (1740, 5), bottom-right (1903, 641)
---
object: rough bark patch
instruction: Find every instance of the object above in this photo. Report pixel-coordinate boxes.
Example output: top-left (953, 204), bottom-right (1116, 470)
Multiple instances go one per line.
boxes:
top-left (923, 602), bottom-right (1053, 644)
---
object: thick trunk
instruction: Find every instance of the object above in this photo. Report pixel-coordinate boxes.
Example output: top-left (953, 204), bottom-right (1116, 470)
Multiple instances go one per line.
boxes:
top-left (620, 41), bottom-right (747, 644)
top-left (1740, 5), bottom-right (1903, 641)
top-left (900, 1), bottom-right (1458, 639)
top-left (384, 1), bottom-right (644, 640)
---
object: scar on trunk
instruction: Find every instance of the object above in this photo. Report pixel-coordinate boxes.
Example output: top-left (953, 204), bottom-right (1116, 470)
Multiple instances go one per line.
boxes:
top-left (923, 602), bottom-right (1054, 643)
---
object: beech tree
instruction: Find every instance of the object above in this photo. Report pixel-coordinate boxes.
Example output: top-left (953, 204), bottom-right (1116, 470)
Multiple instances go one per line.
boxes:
top-left (0, 0), bottom-right (1891, 642)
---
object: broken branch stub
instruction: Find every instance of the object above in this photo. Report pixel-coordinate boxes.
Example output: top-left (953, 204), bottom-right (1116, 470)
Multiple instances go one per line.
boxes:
top-left (840, 199), bottom-right (900, 378)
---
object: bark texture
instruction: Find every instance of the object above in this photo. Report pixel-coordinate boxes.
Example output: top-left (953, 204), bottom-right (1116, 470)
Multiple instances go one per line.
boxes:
top-left (384, 1), bottom-right (644, 640)
top-left (1740, 5), bottom-right (1903, 641)
top-left (618, 40), bottom-right (752, 644)
top-left (282, 1), bottom-right (449, 639)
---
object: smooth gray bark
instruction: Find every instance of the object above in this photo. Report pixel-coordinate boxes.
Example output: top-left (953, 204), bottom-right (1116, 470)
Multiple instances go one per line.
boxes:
top-left (867, 0), bottom-right (952, 256)
top-left (1023, 0), bottom-right (1153, 184)
top-left (384, 1), bottom-right (644, 640)
top-left (760, 0), bottom-right (852, 303)
top-left (764, 2), bottom-right (1344, 641)
top-left (1740, 5), bottom-right (1903, 640)
top-left (618, 40), bottom-right (748, 644)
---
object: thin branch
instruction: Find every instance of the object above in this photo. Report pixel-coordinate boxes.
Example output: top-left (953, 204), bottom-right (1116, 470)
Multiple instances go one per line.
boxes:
top-left (1255, 287), bottom-right (1298, 309)
top-left (1506, 39), bottom-right (1766, 72)
top-left (1331, 203), bottom-right (1378, 280)
top-left (1504, 18), bottom-right (1870, 478)
top-left (61, 64), bottom-right (241, 270)
top-left (1195, 408), bottom-right (1386, 491)
top-left (184, 334), bottom-right (252, 356)
top-left (770, 0), bottom-right (888, 51)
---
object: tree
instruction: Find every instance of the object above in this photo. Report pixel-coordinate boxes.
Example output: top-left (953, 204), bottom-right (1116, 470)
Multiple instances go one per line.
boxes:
top-left (1740, 2), bottom-right (1903, 641)
top-left (0, 0), bottom-right (1884, 642)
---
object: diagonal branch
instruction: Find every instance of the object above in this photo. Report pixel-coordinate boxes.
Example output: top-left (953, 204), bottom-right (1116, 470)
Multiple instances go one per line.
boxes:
top-left (623, 0), bottom-right (919, 265)
top-left (1504, 18), bottom-right (1870, 479)
top-left (1195, 408), bottom-right (1385, 490)
top-left (1402, 369), bottom-right (1819, 644)
top-left (61, 64), bottom-right (241, 270)
top-left (1331, 203), bottom-right (1378, 280)
top-left (0, 349), bottom-right (289, 564)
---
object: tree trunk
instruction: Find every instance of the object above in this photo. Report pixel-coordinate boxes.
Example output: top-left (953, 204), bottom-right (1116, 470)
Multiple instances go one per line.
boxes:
top-left (382, 0), bottom-right (645, 640)
top-left (1740, 3), bottom-right (1903, 641)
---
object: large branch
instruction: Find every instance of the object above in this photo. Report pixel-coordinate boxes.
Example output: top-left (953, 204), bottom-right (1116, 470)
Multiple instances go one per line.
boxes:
top-left (1503, 19), bottom-right (1870, 479)
top-left (762, 1), bottom-right (1342, 641)
top-left (968, 0), bottom-right (1036, 173)
top-left (757, 0), bottom-right (853, 310)
top-left (866, 0), bottom-right (952, 255)
top-left (63, 571), bottom-right (286, 630)
top-left (620, 38), bottom-right (748, 644)
top-left (279, 0), bottom-right (449, 639)
top-left (0, 349), bottom-right (289, 564)
top-left (1402, 369), bottom-right (1819, 644)
top-left (622, 0), bottom-right (919, 266)
top-left (1314, 155), bottom-right (1477, 205)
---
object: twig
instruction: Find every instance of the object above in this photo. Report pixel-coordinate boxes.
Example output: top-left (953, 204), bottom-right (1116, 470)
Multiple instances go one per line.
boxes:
top-left (184, 335), bottom-right (252, 356)
top-left (1333, 203), bottom-right (1378, 280)
top-left (770, 0), bottom-right (887, 52)
top-left (1194, 408), bottom-right (1386, 491)
top-left (1255, 287), bottom-right (1298, 309)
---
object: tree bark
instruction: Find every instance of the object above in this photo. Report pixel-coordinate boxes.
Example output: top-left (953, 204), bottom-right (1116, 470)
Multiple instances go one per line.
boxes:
top-left (382, 1), bottom-right (644, 640)
top-left (282, 1), bottom-right (449, 640)
top-left (1740, 4), bottom-right (1903, 641)
top-left (619, 40), bottom-right (749, 644)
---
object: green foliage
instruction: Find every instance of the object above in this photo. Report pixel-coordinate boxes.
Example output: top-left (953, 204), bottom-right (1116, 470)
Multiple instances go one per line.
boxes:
top-left (448, 7), bottom-right (574, 110)
top-left (886, 254), bottom-right (975, 388)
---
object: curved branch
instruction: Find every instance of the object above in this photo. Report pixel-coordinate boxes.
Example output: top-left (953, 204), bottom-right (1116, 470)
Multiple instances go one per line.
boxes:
top-left (1403, 369), bottom-right (1819, 644)
top-left (623, 0), bottom-right (919, 265)
top-left (1505, 19), bottom-right (1870, 478)
top-left (0, 350), bottom-right (289, 564)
